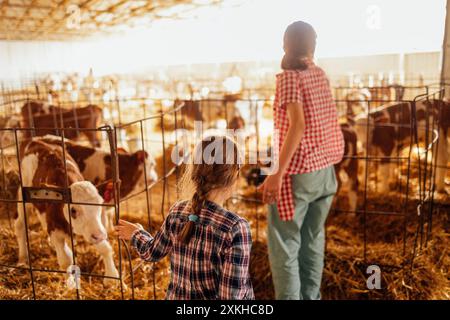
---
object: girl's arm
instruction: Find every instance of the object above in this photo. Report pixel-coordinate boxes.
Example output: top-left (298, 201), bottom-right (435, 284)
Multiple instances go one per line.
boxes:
top-left (259, 102), bottom-right (305, 203)
top-left (218, 219), bottom-right (254, 300)
top-left (275, 101), bottom-right (306, 175)
top-left (115, 218), bottom-right (172, 262)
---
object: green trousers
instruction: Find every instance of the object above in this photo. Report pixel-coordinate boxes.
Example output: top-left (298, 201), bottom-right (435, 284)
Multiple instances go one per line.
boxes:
top-left (268, 166), bottom-right (337, 300)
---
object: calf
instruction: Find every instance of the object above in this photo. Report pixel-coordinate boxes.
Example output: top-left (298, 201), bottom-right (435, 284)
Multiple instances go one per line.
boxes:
top-left (177, 99), bottom-right (239, 130)
top-left (20, 101), bottom-right (103, 147)
top-left (14, 140), bottom-right (119, 285)
top-left (351, 99), bottom-right (449, 193)
top-left (36, 135), bottom-right (158, 232)
top-left (228, 110), bottom-right (246, 131)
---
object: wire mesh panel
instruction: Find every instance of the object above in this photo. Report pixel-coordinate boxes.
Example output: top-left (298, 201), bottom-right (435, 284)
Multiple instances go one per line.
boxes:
top-left (0, 126), bottom-right (125, 299)
top-left (333, 85), bottom-right (430, 120)
top-left (0, 90), bottom-right (187, 299)
top-left (0, 82), bottom-right (446, 299)
top-left (331, 89), bottom-right (445, 270)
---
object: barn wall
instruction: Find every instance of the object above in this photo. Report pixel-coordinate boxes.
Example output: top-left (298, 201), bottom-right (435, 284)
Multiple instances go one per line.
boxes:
top-left (318, 52), bottom-right (442, 86)
top-left (0, 38), bottom-right (443, 88)
top-left (319, 54), bottom-right (400, 80)
top-left (0, 40), bottom-right (95, 85)
top-left (403, 52), bottom-right (442, 84)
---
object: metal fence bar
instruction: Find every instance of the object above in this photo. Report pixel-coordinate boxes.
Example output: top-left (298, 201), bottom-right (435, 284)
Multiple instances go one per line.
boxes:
top-left (13, 128), bottom-right (36, 299)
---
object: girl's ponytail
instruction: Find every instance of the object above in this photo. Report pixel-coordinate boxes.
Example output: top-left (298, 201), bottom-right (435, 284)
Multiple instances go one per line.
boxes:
top-left (178, 190), bottom-right (206, 244)
top-left (281, 53), bottom-right (308, 71)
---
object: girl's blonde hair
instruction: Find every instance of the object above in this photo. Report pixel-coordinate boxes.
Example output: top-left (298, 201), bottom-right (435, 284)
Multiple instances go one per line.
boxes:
top-left (178, 135), bottom-right (241, 244)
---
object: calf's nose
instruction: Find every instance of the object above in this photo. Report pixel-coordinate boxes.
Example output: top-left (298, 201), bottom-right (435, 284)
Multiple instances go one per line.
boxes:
top-left (91, 232), bottom-right (107, 243)
top-left (149, 169), bottom-right (158, 182)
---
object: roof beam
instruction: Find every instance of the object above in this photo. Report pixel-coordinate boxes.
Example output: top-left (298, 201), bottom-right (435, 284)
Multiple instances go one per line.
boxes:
top-left (0, 2), bottom-right (54, 10)
top-left (34, 0), bottom-right (98, 38)
top-left (15, 0), bottom-right (39, 29)
top-left (0, 0), bottom-right (227, 41)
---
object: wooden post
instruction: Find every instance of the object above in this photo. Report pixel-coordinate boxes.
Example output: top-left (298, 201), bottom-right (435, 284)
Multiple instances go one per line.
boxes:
top-left (442, 0), bottom-right (450, 98)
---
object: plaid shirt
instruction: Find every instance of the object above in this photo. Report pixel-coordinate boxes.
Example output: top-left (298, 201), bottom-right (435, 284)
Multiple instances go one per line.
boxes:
top-left (274, 58), bottom-right (344, 221)
top-left (131, 200), bottom-right (254, 300)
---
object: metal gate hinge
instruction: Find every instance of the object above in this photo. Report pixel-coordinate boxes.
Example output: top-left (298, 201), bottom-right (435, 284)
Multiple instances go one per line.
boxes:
top-left (22, 186), bottom-right (72, 203)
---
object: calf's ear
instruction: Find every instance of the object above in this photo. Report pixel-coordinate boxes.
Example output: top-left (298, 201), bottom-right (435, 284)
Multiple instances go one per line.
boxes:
top-left (134, 150), bottom-right (148, 164)
top-left (117, 147), bottom-right (128, 154)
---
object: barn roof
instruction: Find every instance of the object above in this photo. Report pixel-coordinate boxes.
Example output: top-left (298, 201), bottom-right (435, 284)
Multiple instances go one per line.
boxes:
top-left (0, 0), bottom-right (225, 41)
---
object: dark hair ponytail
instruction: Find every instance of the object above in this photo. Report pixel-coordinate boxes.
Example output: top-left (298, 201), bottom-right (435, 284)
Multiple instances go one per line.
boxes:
top-left (281, 21), bottom-right (317, 71)
top-left (281, 53), bottom-right (309, 71)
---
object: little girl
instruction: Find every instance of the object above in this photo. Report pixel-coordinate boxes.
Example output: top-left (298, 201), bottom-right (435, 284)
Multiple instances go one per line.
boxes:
top-left (115, 135), bottom-right (254, 300)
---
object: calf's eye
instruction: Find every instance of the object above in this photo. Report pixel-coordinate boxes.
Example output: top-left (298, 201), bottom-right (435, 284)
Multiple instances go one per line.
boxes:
top-left (70, 207), bottom-right (78, 219)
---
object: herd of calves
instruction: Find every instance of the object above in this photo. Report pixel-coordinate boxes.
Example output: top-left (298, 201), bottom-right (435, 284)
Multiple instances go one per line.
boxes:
top-left (0, 98), bottom-right (449, 285)
top-left (1, 101), bottom-right (158, 285)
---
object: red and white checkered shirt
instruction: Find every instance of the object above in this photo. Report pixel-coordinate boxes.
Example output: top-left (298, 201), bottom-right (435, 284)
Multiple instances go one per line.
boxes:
top-left (273, 58), bottom-right (344, 221)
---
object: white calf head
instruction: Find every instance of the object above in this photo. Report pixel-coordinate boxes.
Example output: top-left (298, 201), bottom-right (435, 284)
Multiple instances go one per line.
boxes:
top-left (346, 92), bottom-right (370, 117)
top-left (67, 181), bottom-right (107, 244)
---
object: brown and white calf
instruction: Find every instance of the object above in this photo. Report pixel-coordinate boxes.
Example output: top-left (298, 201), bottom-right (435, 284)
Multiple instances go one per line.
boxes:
top-left (36, 135), bottom-right (158, 232)
top-left (15, 140), bottom-right (119, 285)
top-left (19, 101), bottom-right (103, 147)
top-left (351, 99), bottom-right (449, 193)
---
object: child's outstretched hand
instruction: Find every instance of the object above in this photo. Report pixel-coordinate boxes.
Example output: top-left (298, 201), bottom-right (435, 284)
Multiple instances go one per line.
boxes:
top-left (114, 219), bottom-right (144, 241)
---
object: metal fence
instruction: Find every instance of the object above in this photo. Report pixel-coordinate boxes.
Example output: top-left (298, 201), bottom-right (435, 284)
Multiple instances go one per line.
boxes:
top-left (331, 88), bottom-right (445, 270)
top-left (0, 94), bottom-right (189, 299)
top-left (0, 90), bottom-right (274, 299)
top-left (0, 84), bottom-right (446, 299)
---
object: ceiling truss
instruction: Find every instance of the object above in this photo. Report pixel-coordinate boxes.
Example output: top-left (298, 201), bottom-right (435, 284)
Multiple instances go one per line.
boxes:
top-left (0, 0), bottom-right (226, 41)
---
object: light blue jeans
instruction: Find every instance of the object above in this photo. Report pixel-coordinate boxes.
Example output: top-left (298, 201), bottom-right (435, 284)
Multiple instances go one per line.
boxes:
top-left (267, 166), bottom-right (337, 300)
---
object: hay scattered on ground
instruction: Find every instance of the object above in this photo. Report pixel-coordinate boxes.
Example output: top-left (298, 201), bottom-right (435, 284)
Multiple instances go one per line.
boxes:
top-left (248, 209), bottom-right (449, 300)
top-left (322, 222), bottom-right (449, 300)
top-left (0, 169), bottom-right (448, 299)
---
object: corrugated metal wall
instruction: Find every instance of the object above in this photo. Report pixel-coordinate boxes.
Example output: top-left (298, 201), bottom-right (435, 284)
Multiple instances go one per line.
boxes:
top-left (403, 52), bottom-right (442, 84)
top-left (0, 40), bottom-right (443, 88)
top-left (318, 52), bottom-right (442, 86)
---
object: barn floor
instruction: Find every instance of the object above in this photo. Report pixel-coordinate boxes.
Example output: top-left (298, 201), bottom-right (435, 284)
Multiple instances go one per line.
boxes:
top-left (0, 139), bottom-right (449, 300)
top-left (0, 169), bottom-right (448, 300)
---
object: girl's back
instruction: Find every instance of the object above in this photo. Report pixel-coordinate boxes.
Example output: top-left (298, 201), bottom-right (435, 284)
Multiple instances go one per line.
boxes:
top-left (131, 200), bottom-right (254, 300)
top-left (120, 135), bottom-right (255, 300)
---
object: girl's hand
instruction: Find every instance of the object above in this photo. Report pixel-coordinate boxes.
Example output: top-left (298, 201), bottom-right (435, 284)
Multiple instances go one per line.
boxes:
top-left (257, 173), bottom-right (283, 204)
top-left (114, 219), bottom-right (144, 241)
